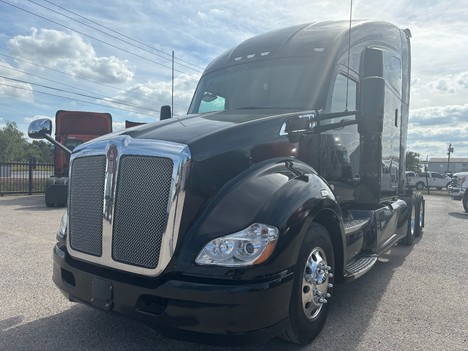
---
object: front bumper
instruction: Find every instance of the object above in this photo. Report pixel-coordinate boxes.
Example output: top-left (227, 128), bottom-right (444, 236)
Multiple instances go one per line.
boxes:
top-left (52, 244), bottom-right (293, 344)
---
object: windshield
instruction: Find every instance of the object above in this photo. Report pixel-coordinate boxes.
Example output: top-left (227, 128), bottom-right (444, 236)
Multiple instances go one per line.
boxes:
top-left (65, 139), bottom-right (84, 151)
top-left (188, 56), bottom-right (326, 115)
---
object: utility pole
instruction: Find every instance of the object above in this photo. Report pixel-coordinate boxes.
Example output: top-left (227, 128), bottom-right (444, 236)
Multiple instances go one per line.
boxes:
top-left (447, 143), bottom-right (454, 173)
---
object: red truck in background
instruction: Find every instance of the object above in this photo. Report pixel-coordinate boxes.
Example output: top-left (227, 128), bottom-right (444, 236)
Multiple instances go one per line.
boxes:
top-left (45, 110), bottom-right (112, 207)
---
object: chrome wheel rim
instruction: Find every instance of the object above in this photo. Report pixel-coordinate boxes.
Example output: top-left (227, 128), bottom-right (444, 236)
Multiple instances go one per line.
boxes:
top-left (302, 247), bottom-right (332, 320)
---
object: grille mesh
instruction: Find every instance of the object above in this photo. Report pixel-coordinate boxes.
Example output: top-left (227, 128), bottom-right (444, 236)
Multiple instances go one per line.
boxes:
top-left (112, 156), bottom-right (173, 269)
top-left (69, 156), bottom-right (106, 256)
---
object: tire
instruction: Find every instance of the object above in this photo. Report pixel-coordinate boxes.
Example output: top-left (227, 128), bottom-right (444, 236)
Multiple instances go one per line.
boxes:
top-left (414, 192), bottom-right (424, 237)
top-left (45, 177), bottom-right (57, 207)
top-left (463, 192), bottom-right (468, 213)
top-left (56, 177), bottom-right (68, 185)
top-left (402, 199), bottom-right (416, 246)
top-left (282, 223), bottom-right (334, 344)
top-left (45, 187), bottom-right (55, 207)
top-left (416, 182), bottom-right (425, 190)
top-left (46, 176), bottom-right (57, 188)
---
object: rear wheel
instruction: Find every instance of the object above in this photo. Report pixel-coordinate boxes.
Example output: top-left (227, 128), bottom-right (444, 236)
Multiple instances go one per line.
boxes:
top-left (402, 199), bottom-right (416, 246)
top-left (56, 177), bottom-right (68, 185)
top-left (282, 223), bottom-right (334, 344)
top-left (416, 182), bottom-right (425, 190)
top-left (46, 176), bottom-right (57, 188)
top-left (463, 192), bottom-right (468, 213)
top-left (414, 192), bottom-right (424, 237)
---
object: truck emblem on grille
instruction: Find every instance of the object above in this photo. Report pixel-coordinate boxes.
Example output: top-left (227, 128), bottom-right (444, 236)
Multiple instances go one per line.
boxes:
top-left (107, 144), bottom-right (118, 174)
top-left (104, 144), bottom-right (118, 222)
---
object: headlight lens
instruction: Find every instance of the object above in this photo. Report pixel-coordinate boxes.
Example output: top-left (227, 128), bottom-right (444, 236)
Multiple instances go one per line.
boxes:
top-left (57, 210), bottom-right (67, 243)
top-left (195, 223), bottom-right (279, 267)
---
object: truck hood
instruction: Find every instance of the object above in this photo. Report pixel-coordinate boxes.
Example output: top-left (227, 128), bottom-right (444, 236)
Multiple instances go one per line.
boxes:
top-left (88, 109), bottom-right (302, 162)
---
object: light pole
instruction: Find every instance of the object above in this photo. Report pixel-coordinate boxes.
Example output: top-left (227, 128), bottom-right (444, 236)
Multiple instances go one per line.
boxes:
top-left (447, 143), bottom-right (454, 173)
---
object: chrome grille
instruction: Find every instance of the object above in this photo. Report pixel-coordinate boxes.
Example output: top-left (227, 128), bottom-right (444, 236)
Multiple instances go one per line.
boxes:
top-left (112, 156), bottom-right (173, 269)
top-left (69, 156), bottom-right (106, 256)
top-left (66, 137), bottom-right (190, 277)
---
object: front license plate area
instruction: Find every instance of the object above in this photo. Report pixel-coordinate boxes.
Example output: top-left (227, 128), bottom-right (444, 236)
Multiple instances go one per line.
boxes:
top-left (91, 277), bottom-right (113, 311)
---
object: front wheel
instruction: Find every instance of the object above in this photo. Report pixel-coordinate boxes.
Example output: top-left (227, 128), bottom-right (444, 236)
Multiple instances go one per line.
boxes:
top-left (282, 223), bottom-right (334, 345)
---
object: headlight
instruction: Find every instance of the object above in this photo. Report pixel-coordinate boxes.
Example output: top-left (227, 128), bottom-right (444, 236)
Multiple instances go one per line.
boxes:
top-left (57, 210), bottom-right (67, 243)
top-left (195, 223), bottom-right (279, 267)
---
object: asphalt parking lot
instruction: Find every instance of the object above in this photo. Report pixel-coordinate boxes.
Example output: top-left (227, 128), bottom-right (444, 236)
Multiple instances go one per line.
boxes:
top-left (0, 194), bottom-right (467, 350)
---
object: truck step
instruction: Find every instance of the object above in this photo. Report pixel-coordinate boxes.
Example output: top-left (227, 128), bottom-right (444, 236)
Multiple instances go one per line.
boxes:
top-left (343, 218), bottom-right (370, 235)
top-left (344, 255), bottom-right (378, 281)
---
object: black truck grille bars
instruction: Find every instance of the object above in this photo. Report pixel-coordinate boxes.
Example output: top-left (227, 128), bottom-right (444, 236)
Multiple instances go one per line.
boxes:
top-left (67, 136), bottom-right (190, 277)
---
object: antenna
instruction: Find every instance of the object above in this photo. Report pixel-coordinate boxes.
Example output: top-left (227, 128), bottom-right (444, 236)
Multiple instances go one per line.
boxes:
top-left (345, 0), bottom-right (353, 111)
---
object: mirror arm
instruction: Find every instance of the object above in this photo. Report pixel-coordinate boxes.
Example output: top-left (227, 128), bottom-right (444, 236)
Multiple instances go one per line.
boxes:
top-left (311, 119), bottom-right (358, 134)
top-left (43, 134), bottom-right (72, 155)
top-left (314, 110), bottom-right (358, 122)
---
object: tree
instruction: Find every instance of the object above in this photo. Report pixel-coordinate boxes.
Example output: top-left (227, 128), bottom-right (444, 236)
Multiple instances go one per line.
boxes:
top-left (26, 140), bottom-right (54, 163)
top-left (406, 151), bottom-right (421, 172)
top-left (0, 121), bottom-right (28, 162)
top-left (0, 121), bottom-right (54, 163)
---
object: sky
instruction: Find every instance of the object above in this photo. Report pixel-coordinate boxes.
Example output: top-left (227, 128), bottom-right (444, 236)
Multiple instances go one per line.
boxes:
top-left (1, 0), bottom-right (468, 160)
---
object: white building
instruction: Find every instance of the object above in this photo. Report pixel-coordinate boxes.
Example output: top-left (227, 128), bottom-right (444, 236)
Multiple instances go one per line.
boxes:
top-left (427, 157), bottom-right (468, 173)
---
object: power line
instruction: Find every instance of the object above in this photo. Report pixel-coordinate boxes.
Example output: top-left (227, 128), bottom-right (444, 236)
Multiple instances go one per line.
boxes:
top-left (0, 53), bottom-right (190, 109)
top-left (0, 81), bottom-right (160, 118)
top-left (0, 53), bottom-right (187, 110)
top-left (39, 0), bottom-right (205, 72)
top-left (1, 75), bottom-right (162, 114)
top-left (0, 63), bottom-right (114, 101)
top-left (0, 0), bottom-right (201, 78)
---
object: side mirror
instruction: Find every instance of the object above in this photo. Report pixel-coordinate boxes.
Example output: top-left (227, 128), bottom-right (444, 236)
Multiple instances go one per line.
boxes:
top-left (28, 118), bottom-right (52, 139)
top-left (160, 105), bottom-right (172, 120)
top-left (28, 118), bottom-right (71, 155)
top-left (358, 77), bottom-right (385, 135)
top-left (284, 115), bottom-right (312, 143)
top-left (285, 115), bottom-right (311, 134)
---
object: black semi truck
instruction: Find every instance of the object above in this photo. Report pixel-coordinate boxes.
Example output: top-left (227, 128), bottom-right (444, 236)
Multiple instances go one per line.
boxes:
top-left (29, 20), bottom-right (424, 345)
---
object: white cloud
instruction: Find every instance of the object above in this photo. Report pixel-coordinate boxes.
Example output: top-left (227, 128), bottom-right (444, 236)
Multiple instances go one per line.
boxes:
top-left (66, 56), bottom-right (133, 84)
top-left (105, 74), bottom-right (199, 118)
top-left (23, 115), bottom-right (51, 124)
top-left (0, 60), bottom-right (33, 101)
top-left (408, 104), bottom-right (468, 156)
top-left (424, 71), bottom-right (468, 95)
top-left (113, 121), bottom-right (126, 132)
top-left (457, 71), bottom-right (468, 89)
top-left (8, 28), bottom-right (133, 84)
